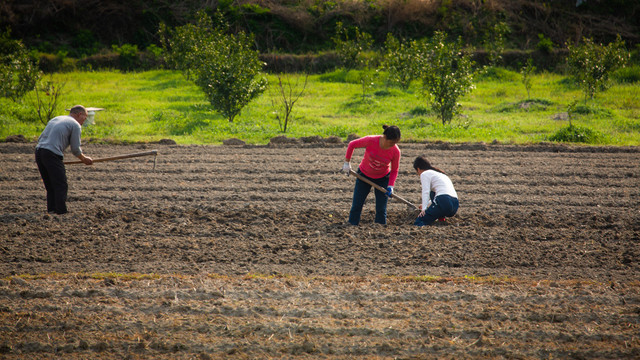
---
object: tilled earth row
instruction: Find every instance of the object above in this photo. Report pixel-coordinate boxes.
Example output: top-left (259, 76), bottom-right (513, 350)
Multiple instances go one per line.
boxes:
top-left (1, 141), bottom-right (639, 358)
top-left (1, 274), bottom-right (638, 359)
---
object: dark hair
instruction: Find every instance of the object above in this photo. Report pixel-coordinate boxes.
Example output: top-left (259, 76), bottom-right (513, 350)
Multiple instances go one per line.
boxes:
top-left (69, 105), bottom-right (87, 116)
top-left (413, 155), bottom-right (446, 174)
top-left (382, 125), bottom-right (401, 141)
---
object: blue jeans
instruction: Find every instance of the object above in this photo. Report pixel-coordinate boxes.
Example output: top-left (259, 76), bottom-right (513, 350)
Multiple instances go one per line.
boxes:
top-left (348, 169), bottom-right (390, 225)
top-left (415, 192), bottom-right (458, 226)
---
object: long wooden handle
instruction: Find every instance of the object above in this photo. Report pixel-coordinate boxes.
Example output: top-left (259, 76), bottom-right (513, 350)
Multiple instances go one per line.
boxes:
top-left (349, 169), bottom-right (418, 210)
top-left (64, 150), bottom-right (158, 164)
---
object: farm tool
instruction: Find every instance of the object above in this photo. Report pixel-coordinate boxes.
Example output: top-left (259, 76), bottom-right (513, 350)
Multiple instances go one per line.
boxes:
top-left (348, 169), bottom-right (419, 211)
top-left (64, 150), bottom-right (158, 170)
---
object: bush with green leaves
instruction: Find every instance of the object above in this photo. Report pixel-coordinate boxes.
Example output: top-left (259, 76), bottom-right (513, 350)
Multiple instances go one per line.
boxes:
top-left (483, 21), bottom-right (510, 67)
top-left (159, 15), bottom-right (212, 80)
top-left (414, 31), bottom-right (476, 125)
top-left (112, 44), bottom-right (139, 72)
top-left (332, 22), bottom-right (375, 100)
top-left (549, 100), bottom-right (602, 144)
top-left (381, 33), bottom-right (415, 90)
top-left (160, 11), bottom-right (267, 122)
top-left (331, 22), bottom-right (373, 70)
top-left (567, 35), bottom-right (629, 102)
top-left (536, 34), bottom-right (555, 54)
top-left (0, 30), bottom-right (40, 102)
top-left (549, 124), bottom-right (602, 143)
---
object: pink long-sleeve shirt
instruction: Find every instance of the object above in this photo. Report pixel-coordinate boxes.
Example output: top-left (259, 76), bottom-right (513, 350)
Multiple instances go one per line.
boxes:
top-left (345, 135), bottom-right (401, 186)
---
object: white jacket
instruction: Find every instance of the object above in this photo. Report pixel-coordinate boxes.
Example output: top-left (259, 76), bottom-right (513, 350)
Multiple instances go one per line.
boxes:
top-left (421, 170), bottom-right (457, 209)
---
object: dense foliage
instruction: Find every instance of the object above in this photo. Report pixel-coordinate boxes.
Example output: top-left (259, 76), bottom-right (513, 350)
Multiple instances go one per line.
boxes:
top-left (0, 30), bottom-right (40, 101)
top-left (161, 12), bottom-right (267, 122)
top-left (2, 0), bottom-right (638, 57)
top-left (567, 35), bottom-right (629, 102)
top-left (415, 32), bottom-right (476, 124)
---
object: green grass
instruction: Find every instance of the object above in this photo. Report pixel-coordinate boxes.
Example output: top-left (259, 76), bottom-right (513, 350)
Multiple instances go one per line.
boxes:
top-left (1, 68), bottom-right (639, 145)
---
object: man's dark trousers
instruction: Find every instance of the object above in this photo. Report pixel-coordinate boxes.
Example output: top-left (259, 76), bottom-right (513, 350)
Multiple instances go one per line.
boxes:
top-left (35, 148), bottom-right (68, 214)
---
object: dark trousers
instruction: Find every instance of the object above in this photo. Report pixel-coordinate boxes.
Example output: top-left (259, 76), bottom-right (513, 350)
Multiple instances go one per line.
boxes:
top-left (35, 148), bottom-right (68, 214)
top-left (415, 192), bottom-right (459, 226)
top-left (348, 169), bottom-right (390, 225)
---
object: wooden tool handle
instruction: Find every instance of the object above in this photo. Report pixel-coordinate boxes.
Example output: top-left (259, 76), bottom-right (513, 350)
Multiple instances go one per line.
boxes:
top-left (349, 169), bottom-right (418, 210)
top-left (64, 150), bottom-right (158, 164)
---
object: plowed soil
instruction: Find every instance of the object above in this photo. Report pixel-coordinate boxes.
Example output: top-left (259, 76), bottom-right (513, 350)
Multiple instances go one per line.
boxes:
top-left (1, 141), bottom-right (639, 359)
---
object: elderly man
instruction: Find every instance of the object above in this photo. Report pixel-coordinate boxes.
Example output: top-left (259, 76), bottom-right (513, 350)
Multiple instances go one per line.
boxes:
top-left (35, 105), bottom-right (93, 215)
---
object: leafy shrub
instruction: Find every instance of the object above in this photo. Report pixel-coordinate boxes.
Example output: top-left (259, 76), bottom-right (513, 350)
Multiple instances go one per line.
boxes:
top-left (381, 33), bottom-right (415, 90)
top-left (332, 22), bottom-right (375, 99)
top-left (0, 30), bottom-right (40, 101)
top-left (161, 11), bottom-right (267, 122)
top-left (483, 21), bottom-right (510, 67)
top-left (536, 34), bottom-right (555, 54)
top-left (70, 29), bottom-right (100, 57)
top-left (414, 31), bottom-right (476, 124)
top-left (548, 124), bottom-right (602, 144)
top-left (332, 22), bottom-right (373, 70)
top-left (567, 35), bottom-right (629, 102)
top-left (38, 53), bottom-right (62, 73)
top-left (112, 44), bottom-right (139, 72)
top-left (77, 52), bottom-right (119, 71)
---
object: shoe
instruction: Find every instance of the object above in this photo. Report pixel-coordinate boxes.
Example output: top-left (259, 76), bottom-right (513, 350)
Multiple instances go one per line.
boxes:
top-left (437, 217), bottom-right (446, 222)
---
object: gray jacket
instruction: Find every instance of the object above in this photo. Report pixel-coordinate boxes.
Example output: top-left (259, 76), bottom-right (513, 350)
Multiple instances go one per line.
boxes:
top-left (36, 116), bottom-right (83, 157)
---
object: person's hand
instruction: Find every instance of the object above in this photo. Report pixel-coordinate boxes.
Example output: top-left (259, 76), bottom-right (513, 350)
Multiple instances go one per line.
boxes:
top-left (82, 156), bottom-right (93, 165)
top-left (385, 186), bottom-right (393, 197)
top-left (342, 161), bottom-right (351, 175)
top-left (419, 210), bottom-right (425, 217)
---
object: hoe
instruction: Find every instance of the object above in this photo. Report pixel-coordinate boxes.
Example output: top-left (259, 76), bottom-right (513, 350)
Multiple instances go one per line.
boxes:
top-left (348, 169), bottom-right (418, 210)
top-left (64, 150), bottom-right (158, 170)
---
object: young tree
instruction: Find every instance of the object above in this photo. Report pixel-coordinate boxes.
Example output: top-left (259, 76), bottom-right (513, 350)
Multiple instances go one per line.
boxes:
top-left (416, 32), bottom-right (476, 125)
top-left (28, 75), bottom-right (67, 125)
top-left (567, 35), bottom-right (629, 103)
top-left (194, 30), bottom-right (267, 122)
top-left (160, 12), bottom-right (267, 122)
top-left (483, 21), bottom-right (510, 67)
top-left (381, 33), bottom-right (415, 90)
top-left (271, 72), bottom-right (308, 133)
top-left (0, 29), bottom-right (40, 102)
top-left (521, 57), bottom-right (536, 99)
top-left (159, 14), bottom-right (214, 80)
top-left (332, 22), bottom-right (373, 70)
top-left (332, 22), bottom-right (375, 100)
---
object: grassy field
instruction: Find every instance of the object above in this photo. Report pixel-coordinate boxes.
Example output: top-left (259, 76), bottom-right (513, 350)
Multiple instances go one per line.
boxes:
top-left (1, 68), bottom-right (639, 145)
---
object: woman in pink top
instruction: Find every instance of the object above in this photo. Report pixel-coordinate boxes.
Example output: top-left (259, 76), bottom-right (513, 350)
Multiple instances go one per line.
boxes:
top-left (342, 125), bottom-right (401, 225)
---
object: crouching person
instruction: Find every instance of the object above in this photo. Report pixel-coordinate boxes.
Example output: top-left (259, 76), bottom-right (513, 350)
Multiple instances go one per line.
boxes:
top-left (413, 156), bottom-right (458, 226)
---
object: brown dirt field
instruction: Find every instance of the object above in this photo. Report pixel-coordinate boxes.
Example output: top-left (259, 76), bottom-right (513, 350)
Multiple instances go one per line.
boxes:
top-left (1, 141), bottom-right (639, 359)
